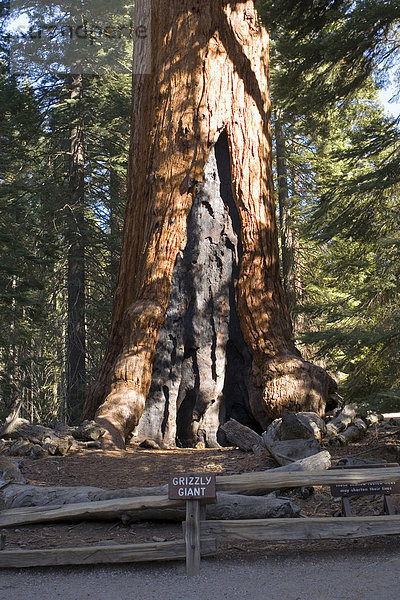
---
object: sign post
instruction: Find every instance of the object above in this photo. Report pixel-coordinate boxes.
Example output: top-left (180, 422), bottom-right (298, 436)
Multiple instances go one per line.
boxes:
top-left (168, 473), bottom-right (216, 576)
top-left (185, 499), bottom-right (201, 576)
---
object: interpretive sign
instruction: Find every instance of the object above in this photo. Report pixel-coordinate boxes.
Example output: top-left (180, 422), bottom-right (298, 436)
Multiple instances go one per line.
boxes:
top-left (331, 480), bottom-right (400, 498)
top-left (168, 473), bottom-right (216, 500)
top-left (330, 462), bottom-right (400, 498)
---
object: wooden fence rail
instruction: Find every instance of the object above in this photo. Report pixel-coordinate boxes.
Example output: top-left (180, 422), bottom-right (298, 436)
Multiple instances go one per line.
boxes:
top-left (201, 514), bottom-right (400, 541)
top-left (0, 538), bottom-right (217, 568)
top-left (2, 467), bottom-right (400, 529)
top-left (1, 466), bottom-right (400, 571)
top-left (215, 467), bottom-right (400, 493)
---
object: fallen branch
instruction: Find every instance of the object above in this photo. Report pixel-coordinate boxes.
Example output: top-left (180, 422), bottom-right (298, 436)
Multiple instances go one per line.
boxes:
top-left (333, 418), bottom-right (368, 445)
top-left (238, 451), bottom-right (331, 496)
top-left (325, 404), bottom-right (358, 438)
top-left (0, 483), bottom-right (168, 510)
top-left (209, 493), bottom-right (299, 520)
top-left (266, 451), bottom-right (331, 473)
top-left (262, 420), bottom-right (321, 465)
top-left (220, 419), bottom-right (266, 455)
top-left (0, 491), bottom-right (299, 527)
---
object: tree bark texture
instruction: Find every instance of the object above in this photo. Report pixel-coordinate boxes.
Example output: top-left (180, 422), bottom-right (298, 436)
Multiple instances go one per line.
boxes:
top-left (83, 0), bottom-right (336, 448)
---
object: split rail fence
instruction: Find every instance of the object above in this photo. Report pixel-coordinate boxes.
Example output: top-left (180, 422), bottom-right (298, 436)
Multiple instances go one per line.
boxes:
top-left (1, 467), bottom-right (400, 572)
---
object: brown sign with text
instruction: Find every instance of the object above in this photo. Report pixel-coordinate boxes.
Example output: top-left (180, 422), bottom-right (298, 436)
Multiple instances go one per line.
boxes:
top-left (168, 473), bottom-right (216, 500)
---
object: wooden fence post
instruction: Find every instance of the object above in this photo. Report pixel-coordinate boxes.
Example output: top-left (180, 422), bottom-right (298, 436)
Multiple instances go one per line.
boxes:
top-left (185, 500), bottom-right (201, 576)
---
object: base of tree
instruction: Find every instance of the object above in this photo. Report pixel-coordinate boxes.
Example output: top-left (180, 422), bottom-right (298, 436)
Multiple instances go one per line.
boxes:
top-left (260, 356), bottom-right (337, 420)
top-left (130, 133), bottom-right (263, 449)
top-left (128, 134), bottom-right (336, 449)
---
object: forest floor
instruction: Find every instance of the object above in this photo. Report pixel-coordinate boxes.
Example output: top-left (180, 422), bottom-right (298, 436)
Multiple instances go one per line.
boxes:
top-left (2, 417), bottom-right (400, 559)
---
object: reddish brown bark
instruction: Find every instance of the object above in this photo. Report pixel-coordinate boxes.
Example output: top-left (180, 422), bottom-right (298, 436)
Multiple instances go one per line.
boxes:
top-left (83, 0), bottom-right (336, 449)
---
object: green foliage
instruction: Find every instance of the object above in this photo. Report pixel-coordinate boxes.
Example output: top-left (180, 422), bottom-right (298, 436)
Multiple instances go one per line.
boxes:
top-left (306, 115), bottom-right (400, 408)
top-left (276, 95), bottom-right (400, 411)
top-left (0, 74), bottom-right (58, 416)
top-left (0, 69), bottom-right (130, 423)
top-left (261, 0), bottom-right (400, 411)
top-left (257, 0), bottom-right (400, 115)
top-left (0, 0), bottom-right (132, 423)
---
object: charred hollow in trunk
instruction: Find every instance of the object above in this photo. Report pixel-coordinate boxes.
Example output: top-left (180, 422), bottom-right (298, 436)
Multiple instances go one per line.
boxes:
top-left (133, 132), bottom-right (263, 448)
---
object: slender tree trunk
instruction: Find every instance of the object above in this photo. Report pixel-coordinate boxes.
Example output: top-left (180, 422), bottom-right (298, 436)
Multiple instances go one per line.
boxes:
top-left (274, 111), bottom-right (297, 326)
top-left (66, 73), bottom-right (86, 425)
top-left (109, 167), bottom-right (123, 289)
top-left (83, 0), bottom-right (336, 449)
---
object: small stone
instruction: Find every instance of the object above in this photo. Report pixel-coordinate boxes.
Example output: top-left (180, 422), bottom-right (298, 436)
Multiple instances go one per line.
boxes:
top-left (138, 439), bottom-right (161, 450)
top-left (30, 444), bottom-right (48, 459)
top-left (42, 441), bottom-right (58, 455)
top-left (8, 439), bottom-right (33, 457)
top-left (72, 421), bottom-right (106, 442)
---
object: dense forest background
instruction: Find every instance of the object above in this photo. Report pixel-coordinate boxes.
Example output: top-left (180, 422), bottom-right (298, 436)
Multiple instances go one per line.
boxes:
top-left (0, 0), bottom-right (399, 426)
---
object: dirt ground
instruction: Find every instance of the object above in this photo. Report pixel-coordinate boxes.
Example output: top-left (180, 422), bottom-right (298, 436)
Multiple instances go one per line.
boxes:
top-left (2, 543), bottom-right (400, 600)
top-left (2, 419), bottom-right (400, 557)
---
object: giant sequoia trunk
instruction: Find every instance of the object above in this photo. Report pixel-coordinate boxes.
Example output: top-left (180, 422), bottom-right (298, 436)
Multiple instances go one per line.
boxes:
top-left (83, 0), bottom-right (336, 449)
